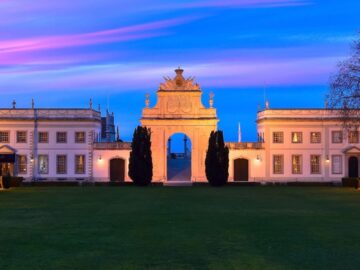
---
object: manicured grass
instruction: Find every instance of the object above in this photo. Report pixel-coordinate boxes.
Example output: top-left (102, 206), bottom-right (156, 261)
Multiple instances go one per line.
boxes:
top-left (0, 186), bottom-right (359, 270)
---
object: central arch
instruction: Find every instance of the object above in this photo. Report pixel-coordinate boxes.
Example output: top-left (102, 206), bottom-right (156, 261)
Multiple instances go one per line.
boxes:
top-left (167, 133), bottom-right (192, 181)
top-left (140, 68), bottom-right (218, 182)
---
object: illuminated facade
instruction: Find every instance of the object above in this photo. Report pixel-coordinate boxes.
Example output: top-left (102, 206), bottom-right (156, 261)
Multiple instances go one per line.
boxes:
top-left (0, 69), bottom-right (359, 183)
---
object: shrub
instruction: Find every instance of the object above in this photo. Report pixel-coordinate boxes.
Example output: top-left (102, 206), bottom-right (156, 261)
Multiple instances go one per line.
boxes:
top-left (205, 130), bottom-right (229, 186)
top-left (10, 176), bottom-right (24, 187)
top-left (1, 174), bottom-right (11, 189)
top-left (128, 126), bottom-right (153, 186)
top-left (342, 177), bottom-right (360, 188)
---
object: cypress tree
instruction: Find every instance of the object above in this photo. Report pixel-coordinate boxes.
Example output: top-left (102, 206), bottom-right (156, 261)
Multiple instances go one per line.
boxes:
top-left (128, 126), bottom-right (153, 186)
top-left (205, 130), bottom-right (229, 186)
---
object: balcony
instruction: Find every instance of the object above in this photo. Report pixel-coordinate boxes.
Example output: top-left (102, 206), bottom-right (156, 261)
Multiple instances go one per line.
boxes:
top-left (225, 142), bottom-right (264, 150)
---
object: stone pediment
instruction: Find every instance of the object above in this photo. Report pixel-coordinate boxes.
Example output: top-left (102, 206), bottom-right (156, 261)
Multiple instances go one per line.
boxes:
top-left (0, 145), bottom-right (16, 154)
top-left (343, 146), bottom-right (360, 154)
top-left (142, 68), bottom-right (217, 120)
top-left (159, 68), bottom-right (201, 91)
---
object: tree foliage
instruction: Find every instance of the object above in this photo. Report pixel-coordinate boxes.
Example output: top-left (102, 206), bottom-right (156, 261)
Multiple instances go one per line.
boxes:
top-left (327, 33), bottom-right (360, 130)
top-left (205, 130), bottom-right (229, 186)
top-left (128, 126), bottom-right (153, 186)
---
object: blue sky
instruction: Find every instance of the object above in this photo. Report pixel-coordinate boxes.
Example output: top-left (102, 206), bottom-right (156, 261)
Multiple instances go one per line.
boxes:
top-left (0, 0), bottom-right (359, 142)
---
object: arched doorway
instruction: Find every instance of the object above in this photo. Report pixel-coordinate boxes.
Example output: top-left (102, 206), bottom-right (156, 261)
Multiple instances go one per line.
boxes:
top-left (109, 158), bottom-right (125, 182)
top-left (234, 158), bottom-right (249, 181)
top-left (167, 133), bottom-right (191, 181)
top-left (348, 156), bottom-right (359, 178)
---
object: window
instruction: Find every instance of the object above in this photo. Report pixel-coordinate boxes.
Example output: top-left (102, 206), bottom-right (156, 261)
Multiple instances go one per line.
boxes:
top-left (273, 132), bottom-right (284, 143)
top-left (348, 131), bottom-right (359, 144)
top-left (16, 131), bottom-right (27, 143)
top-left (56, 132), bottom-right (67, 143)
top-left (17, 155), bottom-right (27, 174)
top-left (75, 155), bottom-right (86, 174)
top-left (310, 132), bottom-right (321, 144)
top-left (56, 155), bottom-right (67, 174)
top-left (38, 132), bottom-right (48, 143)
top-left (332, 131), bottom-right (342, 144)
top-left (0, 131), bottom-right (10, 143)
top-left (38, 155), bottom-right (49, 174)
top-left (273, 155), bottom-right (284, 174)
top-left (291, 132), bottom-right (303, 143)
top-left (332, 155), bottom-right (343, 174)
top-left (292, 155), bottom-right (302, 174)
top-left (75, 132), bottom-right (86, 143)
top-left (310, 155), bottom-right (321, 174)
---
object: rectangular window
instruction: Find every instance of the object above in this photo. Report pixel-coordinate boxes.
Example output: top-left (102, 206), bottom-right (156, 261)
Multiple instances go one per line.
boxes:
top-left (75, 132), bottom-right (86, 143)
top-left (56, 132), bottom-right (67, 143)
top-left (348, 131), bottom-right (359, 144)
top-left (292, 155), bottom-right (302, 174)
top-left (291, 132), bottom-right (303, 143)
top-left (38, 132), bottom-right (49, 143)
top-left (273, 132), bottom-right (284, 143)
top-left (332, 131), bottom-right (343, 144)
top-left (310, 155), bottom-right (321, 174)
top-left (16, 131), bottom-right (27, 143)
top-left (38, 155), bottom-right (49, 174)
top-left (310, 132), bottom-right (321, 144)
top-left (273, 155), bottom-right (284, 174)
top-left (56, 155), bottom-right (67, 174)
top-left (75, 155), bottom-right (86, 174)
top-left (17, 155), bottom-right (27, 174)
top-left (332, 155), bottom-right (343, 174)
top-left (0, 131), bottom-right (10, 143)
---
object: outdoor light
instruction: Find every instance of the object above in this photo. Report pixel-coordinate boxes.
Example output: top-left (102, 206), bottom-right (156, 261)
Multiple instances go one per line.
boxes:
top-left (256, 155), bottom-right (261, 162)
top-left (30, 154), bottom-right (34, 162)
top-left (98, 155), bottom-right (102, 161)
top-left (326, 155), bottom-right (330, 163)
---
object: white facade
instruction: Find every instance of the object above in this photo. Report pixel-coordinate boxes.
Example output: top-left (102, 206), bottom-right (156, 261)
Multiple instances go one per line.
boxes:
top-left (0, 108), bottom-right (101, 181)
top-left (0, 70), bottom-right (359, 184)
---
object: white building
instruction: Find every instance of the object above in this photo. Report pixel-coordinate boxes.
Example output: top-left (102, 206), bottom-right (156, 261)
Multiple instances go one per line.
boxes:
top-left (0, 69), bottom-right (359, 184)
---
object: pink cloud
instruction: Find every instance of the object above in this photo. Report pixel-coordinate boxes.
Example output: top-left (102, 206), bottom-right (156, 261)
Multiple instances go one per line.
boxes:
top-left (183, 0), bottom-right (311, 8)
top-left (0, 17), bottom-right (192, 54)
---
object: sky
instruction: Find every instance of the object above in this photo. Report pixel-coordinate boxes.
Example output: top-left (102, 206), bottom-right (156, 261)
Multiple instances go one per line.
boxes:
top-left (0, 0), bottom-right (359, 143)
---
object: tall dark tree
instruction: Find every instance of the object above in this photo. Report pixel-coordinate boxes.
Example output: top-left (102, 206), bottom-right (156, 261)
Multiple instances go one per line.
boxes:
top-left (205, 130), bottom-right (229, 186)
top-left (327, 32), bottom-right (360, 131)
top-left (128, 126), bottom-right (153, 186)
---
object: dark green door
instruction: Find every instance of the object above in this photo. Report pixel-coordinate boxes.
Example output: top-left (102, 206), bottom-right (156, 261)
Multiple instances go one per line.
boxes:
top-left (234, 158), bottom-right (249, 181)
top-left (110, 158), bottom-right (125, 182)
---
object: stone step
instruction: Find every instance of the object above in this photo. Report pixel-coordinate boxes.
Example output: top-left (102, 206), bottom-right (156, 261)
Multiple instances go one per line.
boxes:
top-left (164, 181), bottom-right (193, 187)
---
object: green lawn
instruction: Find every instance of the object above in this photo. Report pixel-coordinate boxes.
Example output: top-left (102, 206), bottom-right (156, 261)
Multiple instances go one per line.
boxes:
top-left (0, 186), bottom-right (359, 270)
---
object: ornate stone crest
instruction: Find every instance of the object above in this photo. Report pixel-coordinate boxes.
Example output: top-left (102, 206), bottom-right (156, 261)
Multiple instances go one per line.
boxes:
top-left (159, 68), bottom-right (201, 91)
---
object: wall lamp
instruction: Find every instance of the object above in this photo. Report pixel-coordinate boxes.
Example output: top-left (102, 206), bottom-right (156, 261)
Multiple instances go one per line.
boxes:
top-left (256, 155), bottom-right (262, 162)
top-left (30, 154), bottom-right (34, 163)
top-left (325, 155), bottom-right (330, 163)
top-left (98, 155), bottom-right (102, 161)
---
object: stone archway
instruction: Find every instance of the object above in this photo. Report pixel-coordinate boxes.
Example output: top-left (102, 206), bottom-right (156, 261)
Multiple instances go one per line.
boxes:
top-left (167, 133), bottom-right (192, 181)
top-left (141, 68), bottom-right (218, 182)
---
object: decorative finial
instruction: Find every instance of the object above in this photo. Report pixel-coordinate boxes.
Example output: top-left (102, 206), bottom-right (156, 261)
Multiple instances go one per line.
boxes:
top-left (31, 98), bottom-right (35, 109)
top-left (257, 104), bottom-right (261, 111)
top-left (89, 98), bottom-right (93, 109)
top-left (324, 100), bottom-right (328, 109)
top-left (265, 100), bottom-right (269, 110)
top-left (209, 91), bottom-right (214, 108)
top-left (145, 93), bottom-right (150, 108)
top-left (12, 99), bottom-right (16, 109)
top-left (98, 104), bottom-right (101, 112)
